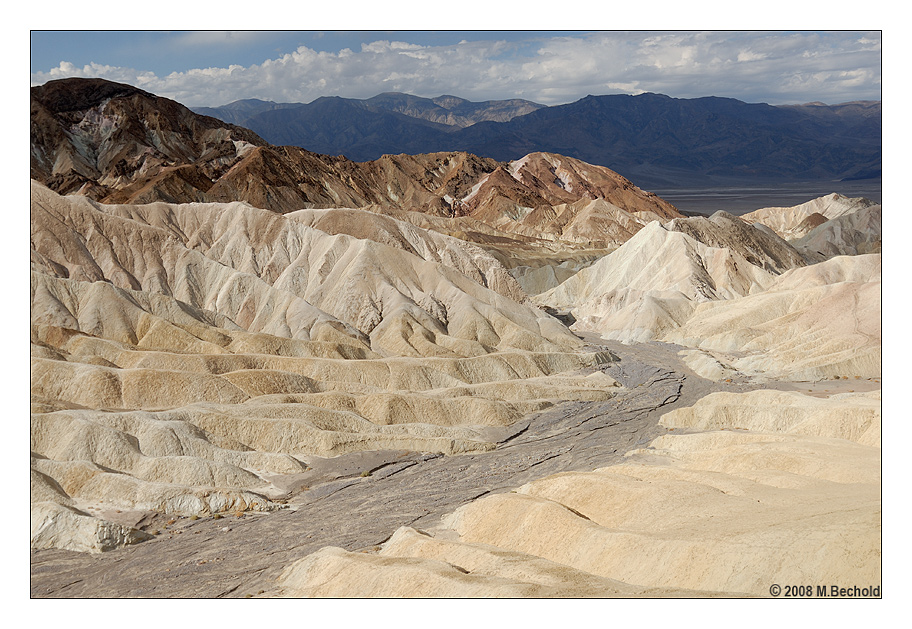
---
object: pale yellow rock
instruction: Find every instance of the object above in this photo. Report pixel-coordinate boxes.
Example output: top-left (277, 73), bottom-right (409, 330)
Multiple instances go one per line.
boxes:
top-left (31, 181), bottom-right (580, 358)
top-left (285, 207), bottom-right (526, 303)
top-left (31, 468), bottom-right (76, 506)
top-left (29, 407), bottom-right (306, 519)
top-left (442, 392), bottom-right (879, 594)
top-left (277, 546), bottom-right (552, 598)
top-left (31, 502), bottom-right (153, 554)
top-left (677, 349), bottom-right (740, 381)
top-left (793, 204), bottom-right (881, 262)
top-left (663, 255), bottom-right (881, 379)
top-left (281, 390), bottom-right (880, 597)
top-left (539, 220), bottom-right (777, 341)
top-left (30, 182), bottom-right (630, 551)
top-left (276, 527), bottom-right (704, 597)
top-left (659, 389), bottom-right (881, 446)
top-left (511, 261), bottom-right (587, 295)
top-left (741, 193), bottom-right (878, 239)
top-left (30, 174), bottom-right (881, 577)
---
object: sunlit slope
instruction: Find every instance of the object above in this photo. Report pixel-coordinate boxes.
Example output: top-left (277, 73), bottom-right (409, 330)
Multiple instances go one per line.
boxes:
top-left (277, 389), bottom-right (880, 597)
top-left (30, 182), bottom-right (622, 552)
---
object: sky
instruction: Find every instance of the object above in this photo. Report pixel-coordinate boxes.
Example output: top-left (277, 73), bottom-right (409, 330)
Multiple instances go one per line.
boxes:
top-left (30, 29), bottom-right (882, 108)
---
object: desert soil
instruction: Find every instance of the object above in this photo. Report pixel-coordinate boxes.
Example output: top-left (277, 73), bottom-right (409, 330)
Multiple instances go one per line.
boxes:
top-left (29, 339), bottom-right (814, 598)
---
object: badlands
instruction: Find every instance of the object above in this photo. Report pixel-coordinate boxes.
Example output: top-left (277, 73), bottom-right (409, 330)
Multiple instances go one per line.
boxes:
top-left (30, 78), bottom-right (881, 598)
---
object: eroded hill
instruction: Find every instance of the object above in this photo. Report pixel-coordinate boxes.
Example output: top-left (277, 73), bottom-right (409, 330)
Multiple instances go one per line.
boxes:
top-left (29, 78), bottom-right (881, 598)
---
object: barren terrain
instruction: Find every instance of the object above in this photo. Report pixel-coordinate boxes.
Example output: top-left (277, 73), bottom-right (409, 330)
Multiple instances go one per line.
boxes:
top-left (29, 78), bottom-right (882, 598)
top-left (28, 341), bottom-right (746, 597)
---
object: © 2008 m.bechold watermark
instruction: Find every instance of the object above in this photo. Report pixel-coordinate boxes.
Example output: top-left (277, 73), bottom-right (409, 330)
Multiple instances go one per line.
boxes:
top-left (769, 584), bottom-right (881, 598)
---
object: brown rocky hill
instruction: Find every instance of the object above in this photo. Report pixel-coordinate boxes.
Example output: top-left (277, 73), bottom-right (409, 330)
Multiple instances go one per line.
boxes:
top-left (30, 78), bottom-right (267, 199)
top-left (31, 78), bottom-right (683, 246)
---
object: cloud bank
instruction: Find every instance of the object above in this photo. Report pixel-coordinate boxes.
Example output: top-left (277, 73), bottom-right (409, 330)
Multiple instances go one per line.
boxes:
top-left (30, 31), bottom-right (881, 107)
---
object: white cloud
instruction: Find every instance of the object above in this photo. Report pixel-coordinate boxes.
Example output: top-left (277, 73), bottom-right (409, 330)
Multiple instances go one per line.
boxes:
top-left (38, 61), bottom-right (160, 88)
top-left (737, 50), bottom-right (768, 63)
top-left (30, 31), bottom-right (882, 107)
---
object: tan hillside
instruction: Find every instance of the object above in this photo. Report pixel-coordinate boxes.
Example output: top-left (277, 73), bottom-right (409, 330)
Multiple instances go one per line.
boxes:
top-left (740, 192), bottom-right (879, 239)
top-left (793, 203), bottom-right (882, 263)
top-left (538, 219), bottom-right (780, 342)
top-left (283, 207), bottom-right (526, 303)
top-left (533, 207), bottom-right (879, 378)
top-left (276, 389), bottom-right (880, 597)
top-left (666, 210), bottom-right (806, 274)
top-left (665, 254), bottom-right (881, 380)
top-left (460, 153), bottom-right (681, 249)
top-left (507, 152), bottom-right (681, 220)
top-left (31, 181), bottom-right (581, 358)
top-left (30, 181), bottom-right (627, 552)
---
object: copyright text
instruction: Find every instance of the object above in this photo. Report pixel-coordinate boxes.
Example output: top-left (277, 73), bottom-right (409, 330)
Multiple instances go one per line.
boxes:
top-left (769, 584), bottom-right (880, 598)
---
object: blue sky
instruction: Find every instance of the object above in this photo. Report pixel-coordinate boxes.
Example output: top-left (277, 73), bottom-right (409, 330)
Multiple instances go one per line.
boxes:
top-left (30, 29), bottom-right (882, 108)
top-left (30, 31), bottom-right (586, 77)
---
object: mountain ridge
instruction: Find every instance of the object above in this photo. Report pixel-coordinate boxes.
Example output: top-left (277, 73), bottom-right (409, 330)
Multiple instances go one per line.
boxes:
top-left (193, 92), bottom-right (546, 131)
top-left (195, 90), bottom-right (880, 187)
top-left (30, 78), bottom-right (683, 259)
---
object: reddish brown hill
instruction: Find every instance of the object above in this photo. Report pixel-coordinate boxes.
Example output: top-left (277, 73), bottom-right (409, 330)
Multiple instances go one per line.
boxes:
top-left (31, 78), bottom-right (266, 199)
top-left (508, 153), bottom-right (681, 220)
top-left (31, 78), bottom-right (682, 246)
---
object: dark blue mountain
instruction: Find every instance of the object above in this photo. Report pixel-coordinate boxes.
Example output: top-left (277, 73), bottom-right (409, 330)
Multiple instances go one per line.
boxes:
top-left (196, 92), bottom-right (881, 187)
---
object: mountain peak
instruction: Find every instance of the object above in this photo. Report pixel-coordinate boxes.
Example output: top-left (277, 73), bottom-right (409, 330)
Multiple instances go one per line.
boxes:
top-left (432, 94), bottom-right (471, 108)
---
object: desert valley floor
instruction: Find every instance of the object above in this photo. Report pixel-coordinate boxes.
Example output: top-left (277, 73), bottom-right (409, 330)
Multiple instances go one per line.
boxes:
top-left (29, 78), bottom-right (881, 598)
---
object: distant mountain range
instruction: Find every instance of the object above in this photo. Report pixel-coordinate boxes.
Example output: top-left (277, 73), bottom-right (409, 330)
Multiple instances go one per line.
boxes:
top-left (193, 93), bottom-right (544, 129)
top-left (193, 92), bottom-right (881, 188)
